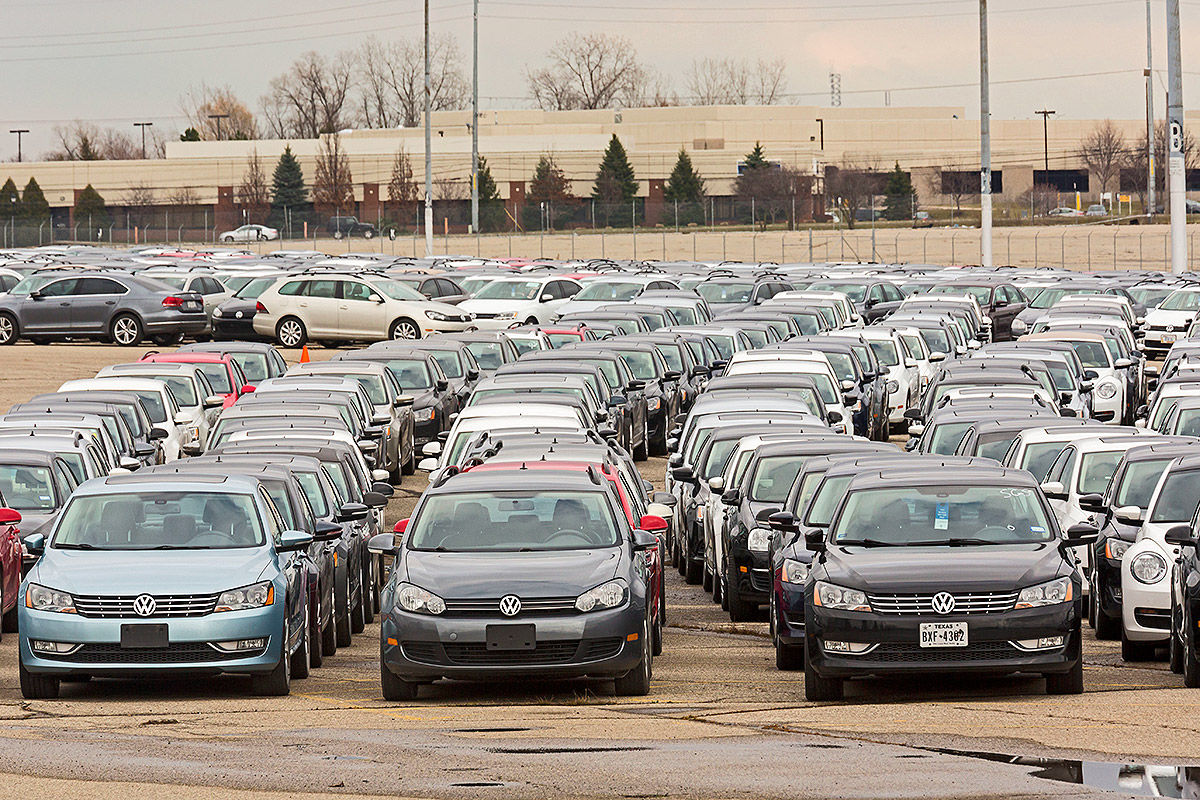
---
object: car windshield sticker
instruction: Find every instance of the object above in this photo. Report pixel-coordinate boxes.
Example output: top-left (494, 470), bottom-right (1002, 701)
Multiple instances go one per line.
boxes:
top-left (1031, 525), bottom-right (1046, 533)
top-left (934, 502), bottom-right (950, 530)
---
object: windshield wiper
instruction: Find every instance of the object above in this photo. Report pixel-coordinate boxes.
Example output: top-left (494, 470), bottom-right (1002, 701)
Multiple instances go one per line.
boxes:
top-left (54, 542), bottom-right (97, 550)
top-left (906, 537), bottom-right (996, 547)
top-left (835, 538), bottom-right (896, 547)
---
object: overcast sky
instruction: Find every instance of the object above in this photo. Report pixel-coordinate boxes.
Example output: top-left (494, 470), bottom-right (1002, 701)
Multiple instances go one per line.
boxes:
top-left (2, 0), bottom-right (1198, 159)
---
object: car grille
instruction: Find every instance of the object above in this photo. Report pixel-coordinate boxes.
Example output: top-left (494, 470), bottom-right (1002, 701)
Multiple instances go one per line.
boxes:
top-left (441, 597), bottom-right (578, 616)
top-left (401, 637), bottom-right (624, 666)
top-left (73, 594), bottom-right (219, 619)
top-left (867, 591), bottom-right (1018, 615)
top-left (864, 641), bottom-right (1019, 663)
top-left (44, 642), bottom-right (260, 664)
top-left (749, 568), bottom-right (772, 593)
top-left (471, 312), bottom-right (499, 319)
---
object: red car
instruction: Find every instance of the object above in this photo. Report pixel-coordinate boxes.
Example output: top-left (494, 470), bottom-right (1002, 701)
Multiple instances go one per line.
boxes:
top-left (538, 325), bottom-right (604, 349)
top-left (0, 505), bottom-right (20, 637)
top-left (139, 352), bottom-right (254, 408)
top-left (459, 460), bottom-right (667, 655)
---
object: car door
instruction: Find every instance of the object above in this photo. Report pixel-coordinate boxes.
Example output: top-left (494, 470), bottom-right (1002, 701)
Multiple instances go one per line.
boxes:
top-left (300, 279), bottom-right (341, 337)
top-left (21, 277), bottom-right (78, 333)
top-left (338, 279), bottom-right (390, 338)
top-left (70, 277), bottom-right (131, 334)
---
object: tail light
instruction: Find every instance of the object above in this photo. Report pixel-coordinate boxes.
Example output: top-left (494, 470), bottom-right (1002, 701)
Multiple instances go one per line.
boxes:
top-left (161, 296), bottom-right (184, 308)
top-left (256, 301), bottom-right (268, 313)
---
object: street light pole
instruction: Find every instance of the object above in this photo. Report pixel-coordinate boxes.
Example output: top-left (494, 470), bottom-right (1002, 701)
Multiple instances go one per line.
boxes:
top-left (1147, 0), bottom-right (1157, 217)
top-left (815, 118), bottom-right (824, 150)
top-left (979, 0), bottom-right (993, 267)
top-left (1035, 109), bottom-right (1055, 174)
top-left (1167, 0), bottom-right (1186, 274)
top-left (9, 130), bottom-right (28, 163)
top-left (134, 122), bottom-right (153, 160)
top-left (470, 0), bottom-right (479, 235)
top-left (207, 113), bottom-right (230, 141)
top-left (423, 0), bottom-right (434, 258)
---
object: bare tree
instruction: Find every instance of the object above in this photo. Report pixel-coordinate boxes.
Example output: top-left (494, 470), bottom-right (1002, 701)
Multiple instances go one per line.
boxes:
top-left (526, 33), bottom-right (648, 110)
top-left (387, 147), bottom-right (419, 222)
top-left (434, 176), bottom-right (468, 201)
top-left (1019, 183), bottom-right (1059, 218)
top-left (736, 164), bottom-right (811, 227)
top-left (238, 150), bottom-right (271, 222)
top-left (685, 57), bottom-right (787, 105)
top-left (261, 50), bottom-right (355, 138)
top-left (312, 134), bottom-right (355, 216)
top-left (356, 35), bottom-right (469, 128)
top-left (122, 182), bottom-right (156, 227)
top-left (1126, 121), bottom-right (1199, 211)
top-left (939, 169), bottom-right (976, 213)
top-left (46, 122), bottom-right (140, 161)
top-left (1077, 120), bottom-right (1125, 199)
top-left (181, 83), bottom-right (258, 140)
top-left (168, 186), bottom-right (199, 206)
top-left (826, 160), bottom-right (883, 229)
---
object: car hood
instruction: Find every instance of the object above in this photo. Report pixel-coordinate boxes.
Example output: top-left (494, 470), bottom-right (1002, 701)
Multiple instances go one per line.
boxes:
top-left (403, 547), bottom-right (620, 598)
top-left (1146, 309), bottom-right (1195, 326)
top-left (421, 300), bottom-right (470, 317)
top-left (215, 299), bottom-right (259, 315)
top-left (824, 542), bottom-right (1066, 593)
top-left (460, 299), bottom-right (535, 313)
top-left (32, 548), bottom-right (271, 595)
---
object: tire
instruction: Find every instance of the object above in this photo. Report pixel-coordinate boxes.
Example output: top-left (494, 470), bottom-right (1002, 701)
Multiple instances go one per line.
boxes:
top-left (1186, 625), bottom-right (1200, 688)
top-left (803, 639), bottom-right (843, 701)
top-left (350, 588), bottom-right (366, 635)
top-left (153, 332), bottom-right (185, 347)
top-left (110, 313), bottom-right (143, 346)
top-left (726, 559), bottom-right (757, 622)
top-left (614, 617), bottom-right (652, 696)
top-left (1045, 657), bottom-right (1084, 695)
top-left (701, 564), bottom-right (713, 593)
top-left (309, 600), bottom-right (324, 669)
top-left (251, 623), bottom-right (291, 696)
top-left (1094, 594), bottom-right (1120, 640)
top-left (712, 564), bottom-right (723, 606)
top-left (389, 318), bottom-right (421, 340)
top-left (2, 601), bottom-right (17, 633)
top-left (1170, 611), bottom-right (1184, 674)
top-left (333, 231), bottom-right (344, 240)
top-left (632, 419), bottom-right (649, 461)
top-left (336, 606), bottom-right (352, 648)
top-left (19, 660), bottom-right (59, 699)
top-left (361, 557), bottom-right (375, 624)
top-left (401, 448), bottom-right (416, 476)
top-left (525, 317), bottom-right (538, 326)
top-left (290, 613), bottom-right (311, 680)
top-left (1087, 582), bottom-right (1097, 628)
top-left (363, 230), bottom-right (375, 240)
top-left (276, 316), bottom-right (307, 349)
top-left (381, 664), bottom-right (420, 701)
top-left (221, 235), bottom-right (234, 243)
top-left (773, 595), bottom-right (804, 671)
top-left (651, 612), bottom-right (663, 657)
top-left (0, 313), bottom-right (17, 345)
top-left (684, 553), bottom-right (702, 585)
top-left (1121, 632), bottom-right (1158, 662)
top-left (322, 614), bottom-right (338, 657)
top-left (650, 415), bottom-right (669, 456)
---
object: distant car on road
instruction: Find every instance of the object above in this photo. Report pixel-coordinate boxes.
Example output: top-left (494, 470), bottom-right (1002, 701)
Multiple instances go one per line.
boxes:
top-left (328, 216), bottom-right (377, 240)
top-left (912, 211), bottom-right (933, 228)
top-left (219, 224), bottom-right (278, 243)
top-left (1048, 207), bottom-right (1084, 217)
top-left (1085, 204), bottom-right (1108, 217)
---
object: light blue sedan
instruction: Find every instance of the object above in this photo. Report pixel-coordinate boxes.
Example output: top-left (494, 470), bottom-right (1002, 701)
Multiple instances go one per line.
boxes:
top-left (18, 473), bottom-right (312, 698)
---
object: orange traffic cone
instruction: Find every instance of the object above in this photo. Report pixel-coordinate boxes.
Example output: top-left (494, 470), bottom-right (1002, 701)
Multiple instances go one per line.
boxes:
top-left (299, 345), bottom-right (310, 363)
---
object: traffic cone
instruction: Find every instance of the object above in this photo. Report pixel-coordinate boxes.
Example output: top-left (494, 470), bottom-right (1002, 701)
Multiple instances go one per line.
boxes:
top-left (299, 345), bottom-right (310, 363)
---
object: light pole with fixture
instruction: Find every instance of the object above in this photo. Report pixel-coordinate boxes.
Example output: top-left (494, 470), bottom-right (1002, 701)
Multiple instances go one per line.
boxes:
top-left (9, 130), bottom-right (28, 163)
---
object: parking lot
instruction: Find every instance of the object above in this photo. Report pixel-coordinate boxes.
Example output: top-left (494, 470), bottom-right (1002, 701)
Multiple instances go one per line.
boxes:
top-left (0, 342), bottom-right (1194, 800)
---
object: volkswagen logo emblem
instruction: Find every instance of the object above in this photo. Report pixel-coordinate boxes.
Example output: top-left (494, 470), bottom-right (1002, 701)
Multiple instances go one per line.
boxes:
top-left (1166, 325), bottom-right (1175, 333)
top-left (132, 594), bottom-right (157, 617)
top-left (931, 592), bottom-right (956, 615)
top-left (498, 595), bottom-right (522, 617)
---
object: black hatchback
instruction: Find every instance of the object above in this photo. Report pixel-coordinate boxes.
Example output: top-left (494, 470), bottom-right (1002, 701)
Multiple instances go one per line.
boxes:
top-left (802, 463), bottom-right (1096, 700)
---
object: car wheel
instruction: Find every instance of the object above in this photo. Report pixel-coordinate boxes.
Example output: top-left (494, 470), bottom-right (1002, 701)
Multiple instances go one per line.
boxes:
top-left (776, 637), bottom-right (805, 671)
top-left (276, 316), bottom-right (307, 349)
top-left (701, 563), bottom-right (713, 593)
top-left (363, 230), bottom-right (375, 240)
top-left (350, 586), bottom-right (366, 634)
top-left (1, 600), bottom-right (16, 633)
top-left (1094, 591), bottom-right (1120, 640)
top-left (361, 558), bottom-right (375, 624)
top-left (110, 313), bottom-right (143, 346)
top-left (726, 558), bottom-right (756, 622)
top-left (290, 611), bottom-right (311, 679)
top-left (1044, 656), bottom-right (1083, 695)
top-left (322, 611), bottom-right (338, 656)
top-left (713, 563), bottom-right (724, 606)
top-left (401, 446), bottom-right (416, 476)
top-left (221, 235), bottom-right (234, 243)
top-left (1121, 631), bottom-right (1158, 662)
top-left (524, 316), bottom-right (538, 326)
top-left (1170, 609), bottom-right (1184, 674)
top-left (333, 231), bottom-right (344, 240)
top-left (336, 604), bottom-right (352, 648)
top-left (0, 313), bottom-right (17, 345)
top-left (614, 617), bottom-right (652, 696)
top-left (309, 598), bottom-right (324, 669)
top-left (803, 636), bottom-right (843, 701)
top-left (632, 419), bottom-right (648, 461)
top-left (381, 663), bottom-right (420, 701)
top-left (19, 659), bottom-right (59, 699)
top-left (153, 332), bottom-right (185, 347)
top-left (651, 610), bottom-right (663, 657)
top-left (1185, 624), bottom-right (1200, 688)
top-left (683, 550), bottom-right (702, 585)
top-left (251, 621), bottom-right (291, 696)
top-left (389, 318), bottom-right (421, 340)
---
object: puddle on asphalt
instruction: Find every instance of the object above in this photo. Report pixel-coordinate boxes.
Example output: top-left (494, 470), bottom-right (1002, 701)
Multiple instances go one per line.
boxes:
top-left (933, 748), bottom-right (1200, 797)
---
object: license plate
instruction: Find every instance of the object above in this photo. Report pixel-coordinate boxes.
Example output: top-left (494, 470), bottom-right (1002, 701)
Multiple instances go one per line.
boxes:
top-left (919, 622), bottom-right (968, 648)
top-left (183, 301), bottom-right (202, 312)
top-left (485, 624), bottom-right (535, 651)
top-left (1162, 333), bottom-right (1178, 343)
top-left (120, 623), bottom-right (168, 649)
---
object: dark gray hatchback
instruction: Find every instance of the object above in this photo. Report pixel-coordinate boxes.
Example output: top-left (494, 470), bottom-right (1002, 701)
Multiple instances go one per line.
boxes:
top-left (370, 468), bottom-right (659, 699)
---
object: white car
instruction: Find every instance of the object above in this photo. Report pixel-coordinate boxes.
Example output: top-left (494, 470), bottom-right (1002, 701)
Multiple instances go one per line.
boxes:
top-left (858, 328), bottom-right (920, 425)
top-left (1020, 331), bottom-right (1132, 423)
top-left (1144, 288), bottom-right (1200, 355)
top-left (1144, 380), bottom-right (1200, 430)
top-left (1002, 422), bottom-right (1141, 481)
top-left (141, 270), bottom-right (232, 325)
top-left (723, 353), bottom-right (853, 435)
top-left (459, 276), bottom-right (582, 329)
top-left (93, 362), bottom-right (225, 451)
top-left (768, 290), bottom-right (861, 328)
top-left (553, 276), bottom-right (679, 317)
top-left (219, 224), bottom-right (279, 243)
top-left (58, 377), bottom-right (192, 461)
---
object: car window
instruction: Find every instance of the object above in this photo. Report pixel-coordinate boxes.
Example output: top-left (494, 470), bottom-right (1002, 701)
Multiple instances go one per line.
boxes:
top-left (1150, 470), bottom-right (1200, 523)
top-left (340, 281), bottom-right (376, 302)
top-left (305, 280), bottom-right (338, 299)
top-left (0, 464), bottom-right (57, 510)
top-left (278, 281), bottom-right (304, 296)
top-left (77, 278), bottom-right (127, 295)
top-left (37, 278), bottom-right (79, 297)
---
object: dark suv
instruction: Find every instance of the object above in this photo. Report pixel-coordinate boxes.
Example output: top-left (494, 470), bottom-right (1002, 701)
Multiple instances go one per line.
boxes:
top-left (328, 216), bottom-right (377, 239)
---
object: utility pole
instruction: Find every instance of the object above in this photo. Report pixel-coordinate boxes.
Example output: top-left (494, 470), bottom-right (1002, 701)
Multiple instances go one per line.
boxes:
top-left (1036, 109), bottom-right (1055, 173)
top-left (423, 0), bottom-right (434, 258)
top-left (979, 0), bottom-right (992, 267)
top-left (207, 113), bottom-right (229, 141)
top-left (815, 118), bottom-right (824, 150)
top-left (1147, 0), bottom-right (1157, 217)
top-left (1167, 0), bottom-right (1186, 273)
top-left (470, 0), bottom-right (479, 235)
top-left (134, 122), bottom-right (153, 160)
top-left (9, 130), bottom-right (28, 163)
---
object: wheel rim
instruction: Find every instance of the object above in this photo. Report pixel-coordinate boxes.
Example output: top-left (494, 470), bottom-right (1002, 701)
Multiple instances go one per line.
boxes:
top-left (0, 316), bottom-right (12, 342)
top-left (113, 317), bottom-right (138, 344)
top-left (279, 320), bottom-right (303, 347)
top-left (393, 322), bottom-right (417, 339)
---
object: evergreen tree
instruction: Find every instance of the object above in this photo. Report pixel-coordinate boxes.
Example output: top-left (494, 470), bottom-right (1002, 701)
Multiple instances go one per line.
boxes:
top-left (180, 127), bottom-right (201, 142)
top-left (74, 184), bottom-right (109, 228)
top-left (882, 162), bottom-right (917, 221)
top-left (663, 149), bottom-right (705, 203)
top-left (0, 179), bottom-right (18, 216)
top-left (592, 134), bottom-right (637, 204)
top-left (743, 142), bottom-right (769, 171)
top-left (20, 177), bottom-right (50, 222)
top-left (525, 154), bottom-right (576, 230)
top-left (269, 145), bottom-right (307, 229)
top-left (476, 156), bottom-right (506, 232)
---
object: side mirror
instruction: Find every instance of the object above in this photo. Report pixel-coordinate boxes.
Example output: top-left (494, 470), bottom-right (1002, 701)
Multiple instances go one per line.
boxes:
top-left (277, 529), bottom-right (315, 552)
top-left (929, 351), bottom-right (946, 362)
top-left (842, 392), bottom-right (859, 405)
top-left (134, 442), bottom-right (156, 458)
top-left (367, 532), bottom-right (400, 554)
top-left (628, 379), bottom-right (647, 391)
top-left (203, 394), bottom-right (224, 409)
top-left (647, 502), bottom-right (673, 519)
top-left (907, 423), bottom-right (925, 438)
top-left (421, 441), bottom-right (442, 457)
top-left (608, 394), bottom-right (627, 406)
top-left (1114, 357), bottom-right (1133, 369)
top-left (1041, 480), bottom-right (1067, 500)
top-left (1059, 408), bottom-right (1077, 417)
top-left (314, 520), bottom-right (343, 541)
top-left (668, 453), bottom-right (683, 467)
top-left (840, 379), bottom-right (856, 392)
top-left (691, 365), bottom-right (710, 378)
top-left (173, 412), bottom-right (192, 425)
top-left (1063, 522), bottom-right (1099, 546)
top-left (632, 529), bottom-right (660, 550)
top-left (707, 476), bottom-right (725, 492)
top-left (119, 455), bottom-right (142, 471)
top-left (362, 491), bottom-right (388, 508)
top-left (826, 411), bottom-right (843, 424)
top-left (418, 457), bottom-right (439, 471)
top-left (240, 384), bottom-right (256, 395)
top-left (181, 443), bottom-right (203, 456)
top-left (904, 358), bottom-right (918, 368)
top-left (671, 466), bottom-right (696, 483)
top-left (767, 511), bottom-right (799, 533)
top-left (148, 427), bottom-right (169, 441)
top-left (336, 502), bottom-right (370, 523)
top-left (663, 370), bottom-right (682, 382)
top-left (541, 293), bottom-right (554, 302)
top-left (1059, 392), bottom-right (1073, 406)
top-left (1080, 381), bottom-right (1094, 393)
top-left (372, 469), bottom-right (390, 483)
top-left (466, 369), bottom-right (480, 381)
top-left (393, 518), bottom-right (410, 534)
top-left (638, 514), bottom-right (668, 533)
top-left (652, 491), bottom-right (677, 507)
top-left (1083, 369), bottom-right (1099, 381)
top-left (721, 488), bottom-right (742, 506)
top-left (804, 527), bottom-right (827, 552)
top-left (22, 533), bottom-right (45, 555)
top-left (1077, 493), bottom-right (1106, 514)
top-left (903, 408), bottom-right (922, 421)
top-left (1165, 524), bottom-right (1196, 547)
top-left (1114, 505), bottom-right (1144, 526)
top-left (597, 426), bottom-right (618, 439)
top-left (28, 289), bottom-right (43, 301)
top-left (0, 507), bottom-right (20, 525)
top-left (371, 412), bottom-right (390, 426)
top-left (436, 378), bottom-right (449, 391)
top-left (1134, 404), bottom-right (1148, 420)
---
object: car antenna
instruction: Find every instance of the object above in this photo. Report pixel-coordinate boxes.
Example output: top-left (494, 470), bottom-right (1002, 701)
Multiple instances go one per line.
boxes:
top-left (520, 462), bottom-right (528, 470)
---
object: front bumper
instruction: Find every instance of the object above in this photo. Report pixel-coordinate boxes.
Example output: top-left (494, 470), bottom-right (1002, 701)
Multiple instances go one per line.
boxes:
top-left (775, 578), bottom-right (805, 645)
top-left (1121, 577), bottom-right (1170, 641)
top-left (211, 315), bottom-right (267, 341)
top-left (381, 605), bottom-right (645, 681)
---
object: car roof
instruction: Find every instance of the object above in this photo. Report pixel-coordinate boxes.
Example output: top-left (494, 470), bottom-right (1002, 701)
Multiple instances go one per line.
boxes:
top-left (845, 463), bottom-right (1037, 491)
top-left (88, 472), bottom-right (259, 495)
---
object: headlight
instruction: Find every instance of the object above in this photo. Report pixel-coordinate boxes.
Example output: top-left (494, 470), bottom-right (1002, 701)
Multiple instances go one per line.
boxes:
top-left (814, 581), bottom-right (870, 611)
top-left (414, 407), bottom-right (435, 422)
top-left (395, 582), bottom-right (446, 615)
top-left (781, 558), bottom-right (808, 584)
top-left (216, 581), bottom-right (274, 612)
top-left (575, 578), bottom-right (628, 612)
top-left (494, 312), bottom-right (517, 320)
top-left (747, 527), bottom-right (772, 552)
top-left (425, 310), bottom-right (453, 322)
top-left (1096, 381), bottom-right (1118, 399)
top-left (186, 424), bottom-right (201, 443)
top-left (25, 584), bottom-right (76, 613)
top-left (1011, 318), bottom-right (1027, 333)
top-left (1105, 538), bottom-right (1131, 560)
top-left (1130, 552), bottom-right (1167, 584)
top-left (646, 397), bottom-right (661, 411)
top-left (1015, 577), bottom-right (1072, 608)
top-left (695, 505), bottom-right (704, 522)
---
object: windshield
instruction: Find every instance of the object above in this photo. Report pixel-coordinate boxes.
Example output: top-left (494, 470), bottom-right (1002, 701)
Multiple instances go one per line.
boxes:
top-left (750, 456), bottom-right (804, 502)
top-left (868, 340), bottom-right (899, 367)
top-left (1068, 341), bottom-right (1110, 369)
top-left (1077, 451), bottom-right (1124, 494)
top-left (1113, 459), bottom-right (1173, 508)
top-left (1174, 408), bottom-right (1200, 436)
top-left (382, 359), bottom-right (433, 390)
top-left (1161, 290), bottom-right (1200, 311)
top-left (409, 490), bottom-right (620, 551)
top-left (0, 464), bottom-right (57, 510)
top-left (666, 306), bottom-right (697, 325)
top-left (654, 344), bottom-right (684, 371)
top-left (930, 285), bottom-right (990, 305)
top-left (465, 341), bottom-right (505, 370)
top-left (471, 386), bottom-right (584, 406)
top-left (575, 282), bottom-right (641, 301)
top-left (1129, 287), bottom-right (1174, 307)
top-left (810, 282), bottom-right (867, 303)
top-left (546, 333), bottom-right (581, 348)
top-left (705, 334), bottom-right (735, 359)
top-left (917, 328), bottom-right (951, 353)
top-left (221, 275), bottom-right (253, 294)
top-left (976, 433), bottom-right (1018, 461)
top-left (196, 363), bottom-right (232, 393)
top-left (1150, 470), bottom-right (1200, 523)
top-left (617, 351), bottom-right (657, 380)
top-left (1020, 441), bottom-right (1069, 481)
top-left (928, 421), bottom-right (972, 455)
top-left (474, 280), bottom-right (542, 301)
top-left (508, 336), bottom-right (542, 355)
top-left (576, 358), bottom-right (619, 389)
top-left (697, 283), bottom-right (753, 304)
top-left (228, 353), bottom-right (268, 382)
top-left (148, 375), bottom-right (197, 407)
top-left (700, 440), bottom-right (738, 480)
top-left (832, 485), bottom-right (1054, 545)
top-left (424, 351), bottom-right (460, 379)
top-left (129, 390), bottom-right (167, 423)
top-left (53, 491), bottom-right (264, 549)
